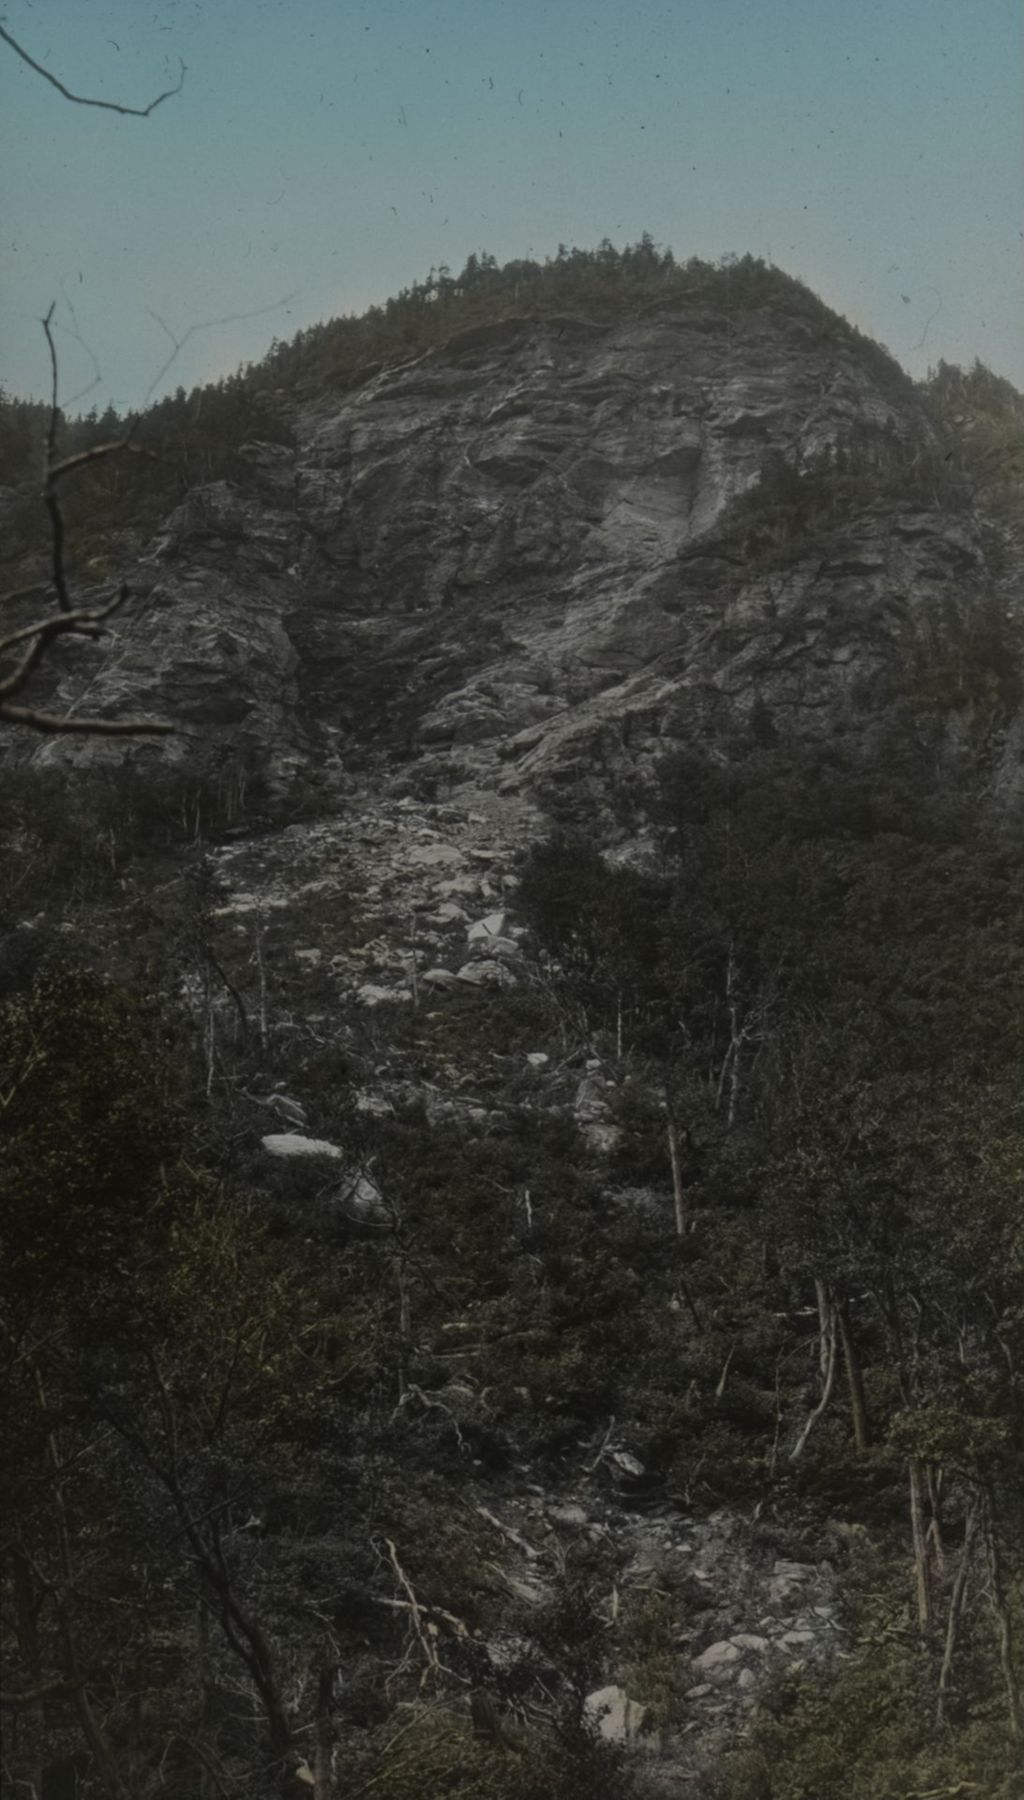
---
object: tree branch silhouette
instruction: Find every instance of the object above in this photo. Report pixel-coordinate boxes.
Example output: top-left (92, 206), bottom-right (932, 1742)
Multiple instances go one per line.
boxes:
top-left (0, 23), bottom-right (185, 117)
top-left (0, 307), bottom-right (173, 736)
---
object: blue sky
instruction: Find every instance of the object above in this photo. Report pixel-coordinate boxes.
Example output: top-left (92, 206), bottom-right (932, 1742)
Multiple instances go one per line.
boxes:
top-left (2, 0), bottom-right (1021, 412)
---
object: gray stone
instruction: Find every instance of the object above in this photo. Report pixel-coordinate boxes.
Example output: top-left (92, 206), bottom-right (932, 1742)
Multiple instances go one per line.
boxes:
top-left (580, 1121), bottom-right (622, 1155)
top-left (574, 1075), bottom-right (613, 1122)
top-left (609, 1450), bottom-right (646, 1479)
top-left (583, 1685), bottom-right (648, 1742)
top-left (422, 967), bottom-right (461, 989)
top-left (694, 1641), bottom-right (741, 1670)
top-left (353, 1090), bottom-right (395, 1117)
top-left (432, 901), bottom-right (468, 923)
top-left (467, 910), bottom-right (507, 942)
top-left (356, 983), bottom-right (413, 1007)
top-left (263, 1093), bottom-right (308, 1126)
top-left (261, 1133), bottom-right (343, 1161)
top-left (435, 876), bottom-right (482, 898)
top-left (335, 1171), bottom-right (387, 1221)
top-left (408, 843), bottom-right (466, 868)
top-left (455, 959), bottom-right (517, 988)
top-left (547, 1504), bottom-right (588, 1527)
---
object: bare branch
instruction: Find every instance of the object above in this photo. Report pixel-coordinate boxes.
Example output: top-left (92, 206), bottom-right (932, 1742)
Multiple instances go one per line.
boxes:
top-left (142, 297), bottom-right (298, 409)
top-left (0, 317), bottom-right (173, 736)
top-left (789, 1290), bottom-right (838, 1461)
top-left (50, 441), bottom-right (160, 483)
top-left (0, 594), bottom-right (127, 686)
top-left (1, 1677), bottom-right (82, 1710)
top-left (0, 703), bottom-right (173, 736)
top-left (0, 25), bottom-right (185, 118)
top-left (381, 1537), bottom-right (443, 1690)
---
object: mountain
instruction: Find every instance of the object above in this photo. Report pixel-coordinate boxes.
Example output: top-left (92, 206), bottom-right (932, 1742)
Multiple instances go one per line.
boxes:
top-left (5, 249), bottom-right (1022, 826)
top-left (2, 252), bottom-right (1022, 1800)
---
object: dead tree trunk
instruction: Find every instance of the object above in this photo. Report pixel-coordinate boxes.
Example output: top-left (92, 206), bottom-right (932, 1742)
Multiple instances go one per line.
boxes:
top-left (789, 1288), bottom-right (837, 1462)
top-left (909, 1459), bottom-right (933, 1635)
top-left (936, 1493), bottom-right (979, 1729)
top-left (664, 1088), bottom-right (688, 1237)
top-left (981, 1486), bottom-right (1022, 1742)
top-left (836, 1301), bottom-right (870, 1451)
top-left (312, 1660), bottom-right (337, 1800)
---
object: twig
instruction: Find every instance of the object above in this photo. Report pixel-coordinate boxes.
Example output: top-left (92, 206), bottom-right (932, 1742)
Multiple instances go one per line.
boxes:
top-left (475, 1506), bottom-right (539, 1560)
top-left (368, 1596), bottom-right (470, 1638)
top-left (715, 1338), bottom-right (738, 1401)
top-left (391, 1383), bottom-right (468, 1454)
top-left (0, 25), bottom-right (186, 117)
top-left (586, 1415), bottom-right (616, 1473)
top-left (381, 1539), bottom-right (442, 1690)
top-left (789, 1298), bottom-right (838, 1462)
top-left (142, 298), bottom-right (297, 409)
top-left (0, 309), bottom-right (173, 735)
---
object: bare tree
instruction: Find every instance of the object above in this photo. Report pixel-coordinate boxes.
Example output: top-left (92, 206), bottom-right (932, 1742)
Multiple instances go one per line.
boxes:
top-left (1, 310), bottom-right (177, 735)
top-left (1, 29), bottom-right (184, 737)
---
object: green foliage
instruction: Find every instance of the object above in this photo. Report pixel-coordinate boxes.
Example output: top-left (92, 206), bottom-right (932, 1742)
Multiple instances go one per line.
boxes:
top-left (362, 1705), bottom-right (634, 1800)
top-left (711, 1639), bottom-right (1019, 1800)
top-left (0, 757), bottom-right (274, 997)
top-left (720, 431), bottom-right (975, 569)
top-left (0, 961), bottom-right (173, 1319)
top-left (258, 243), bottom-right (914, 405)
top-left (515, 832), bottom-right (669, 1041)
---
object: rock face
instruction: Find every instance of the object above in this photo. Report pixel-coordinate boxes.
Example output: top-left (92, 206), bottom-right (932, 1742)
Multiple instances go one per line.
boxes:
top-left (17, 299), bottom-right (1022, 810)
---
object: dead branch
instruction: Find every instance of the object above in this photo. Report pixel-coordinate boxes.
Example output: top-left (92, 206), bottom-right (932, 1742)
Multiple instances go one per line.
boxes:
top-left (381, 1538), bottom-right (442, 1689)
top-left (935, 1493), bottom-right (979, 1729)
top-left (1, 1677), bottom-right (82, 1710)
top-left (0, 25), bottom-right (186, 117)
top-left (789, 1290), bottom-right (838, 1461)
top-left (586, 1415), bottom-right (616, 1473)
top-left (0, 308), bottom-right (173, 735)
top-left (369, 1595), bottom-right (470, 1638)
top-left (475, 1505), bottom-right (540, 1561)
top-left (391, 1382), bottom-right (469, 1453)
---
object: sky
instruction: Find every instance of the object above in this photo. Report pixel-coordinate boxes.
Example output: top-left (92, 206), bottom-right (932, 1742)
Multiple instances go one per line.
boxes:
top-left (2, 0), bottom-right (1021, 414)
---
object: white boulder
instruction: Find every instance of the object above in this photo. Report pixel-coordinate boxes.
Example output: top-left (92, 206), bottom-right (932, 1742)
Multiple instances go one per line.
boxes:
top-left (583, 1685), bottom-right (648, 1742)
top-left (261, 1134), bottom-right (343, 1161)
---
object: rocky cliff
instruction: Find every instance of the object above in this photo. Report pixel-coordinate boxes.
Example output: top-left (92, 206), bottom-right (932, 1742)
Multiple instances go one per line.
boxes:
top-left (20, 292), bottom-right (1023, 823)
top-left (4, 275), bottom-right (1023, 1800)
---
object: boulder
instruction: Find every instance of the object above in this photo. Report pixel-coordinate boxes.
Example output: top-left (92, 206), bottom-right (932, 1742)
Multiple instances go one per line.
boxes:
top-left (422, 967), bottom-right (461, 989)
top-left (574, 1075), bottom-right (614, 1122)
top-left (455, 959), bottom-right (517, 988)
top-left (583, 1685), bottom-right (648, 1742)
top-left (353, 1090), bottom-right (395, 1117)
top-left (467, 910), bottom-right (507, 942)
top-left (261, 1133), bottom-right (343, 1161)
top-left (693, 1641), bottom-right (741, 1670)
top-left (408, 843), bottom-right (466, 868)
top-left (336, 1171), bottom-right (387, 1221)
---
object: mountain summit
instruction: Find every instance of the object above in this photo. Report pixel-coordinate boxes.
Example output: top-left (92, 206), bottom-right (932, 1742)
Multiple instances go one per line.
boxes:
top-left (5, 248), bottom-right (1022, 819)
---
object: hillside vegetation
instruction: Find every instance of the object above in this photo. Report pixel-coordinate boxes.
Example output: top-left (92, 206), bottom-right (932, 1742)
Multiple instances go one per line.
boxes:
top-left (1, 248), bottom-right (1023, 1800)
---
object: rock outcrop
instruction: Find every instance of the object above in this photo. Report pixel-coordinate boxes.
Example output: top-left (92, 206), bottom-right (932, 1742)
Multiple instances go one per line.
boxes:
top-left (17, 299), bottom-right (1021, 817)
